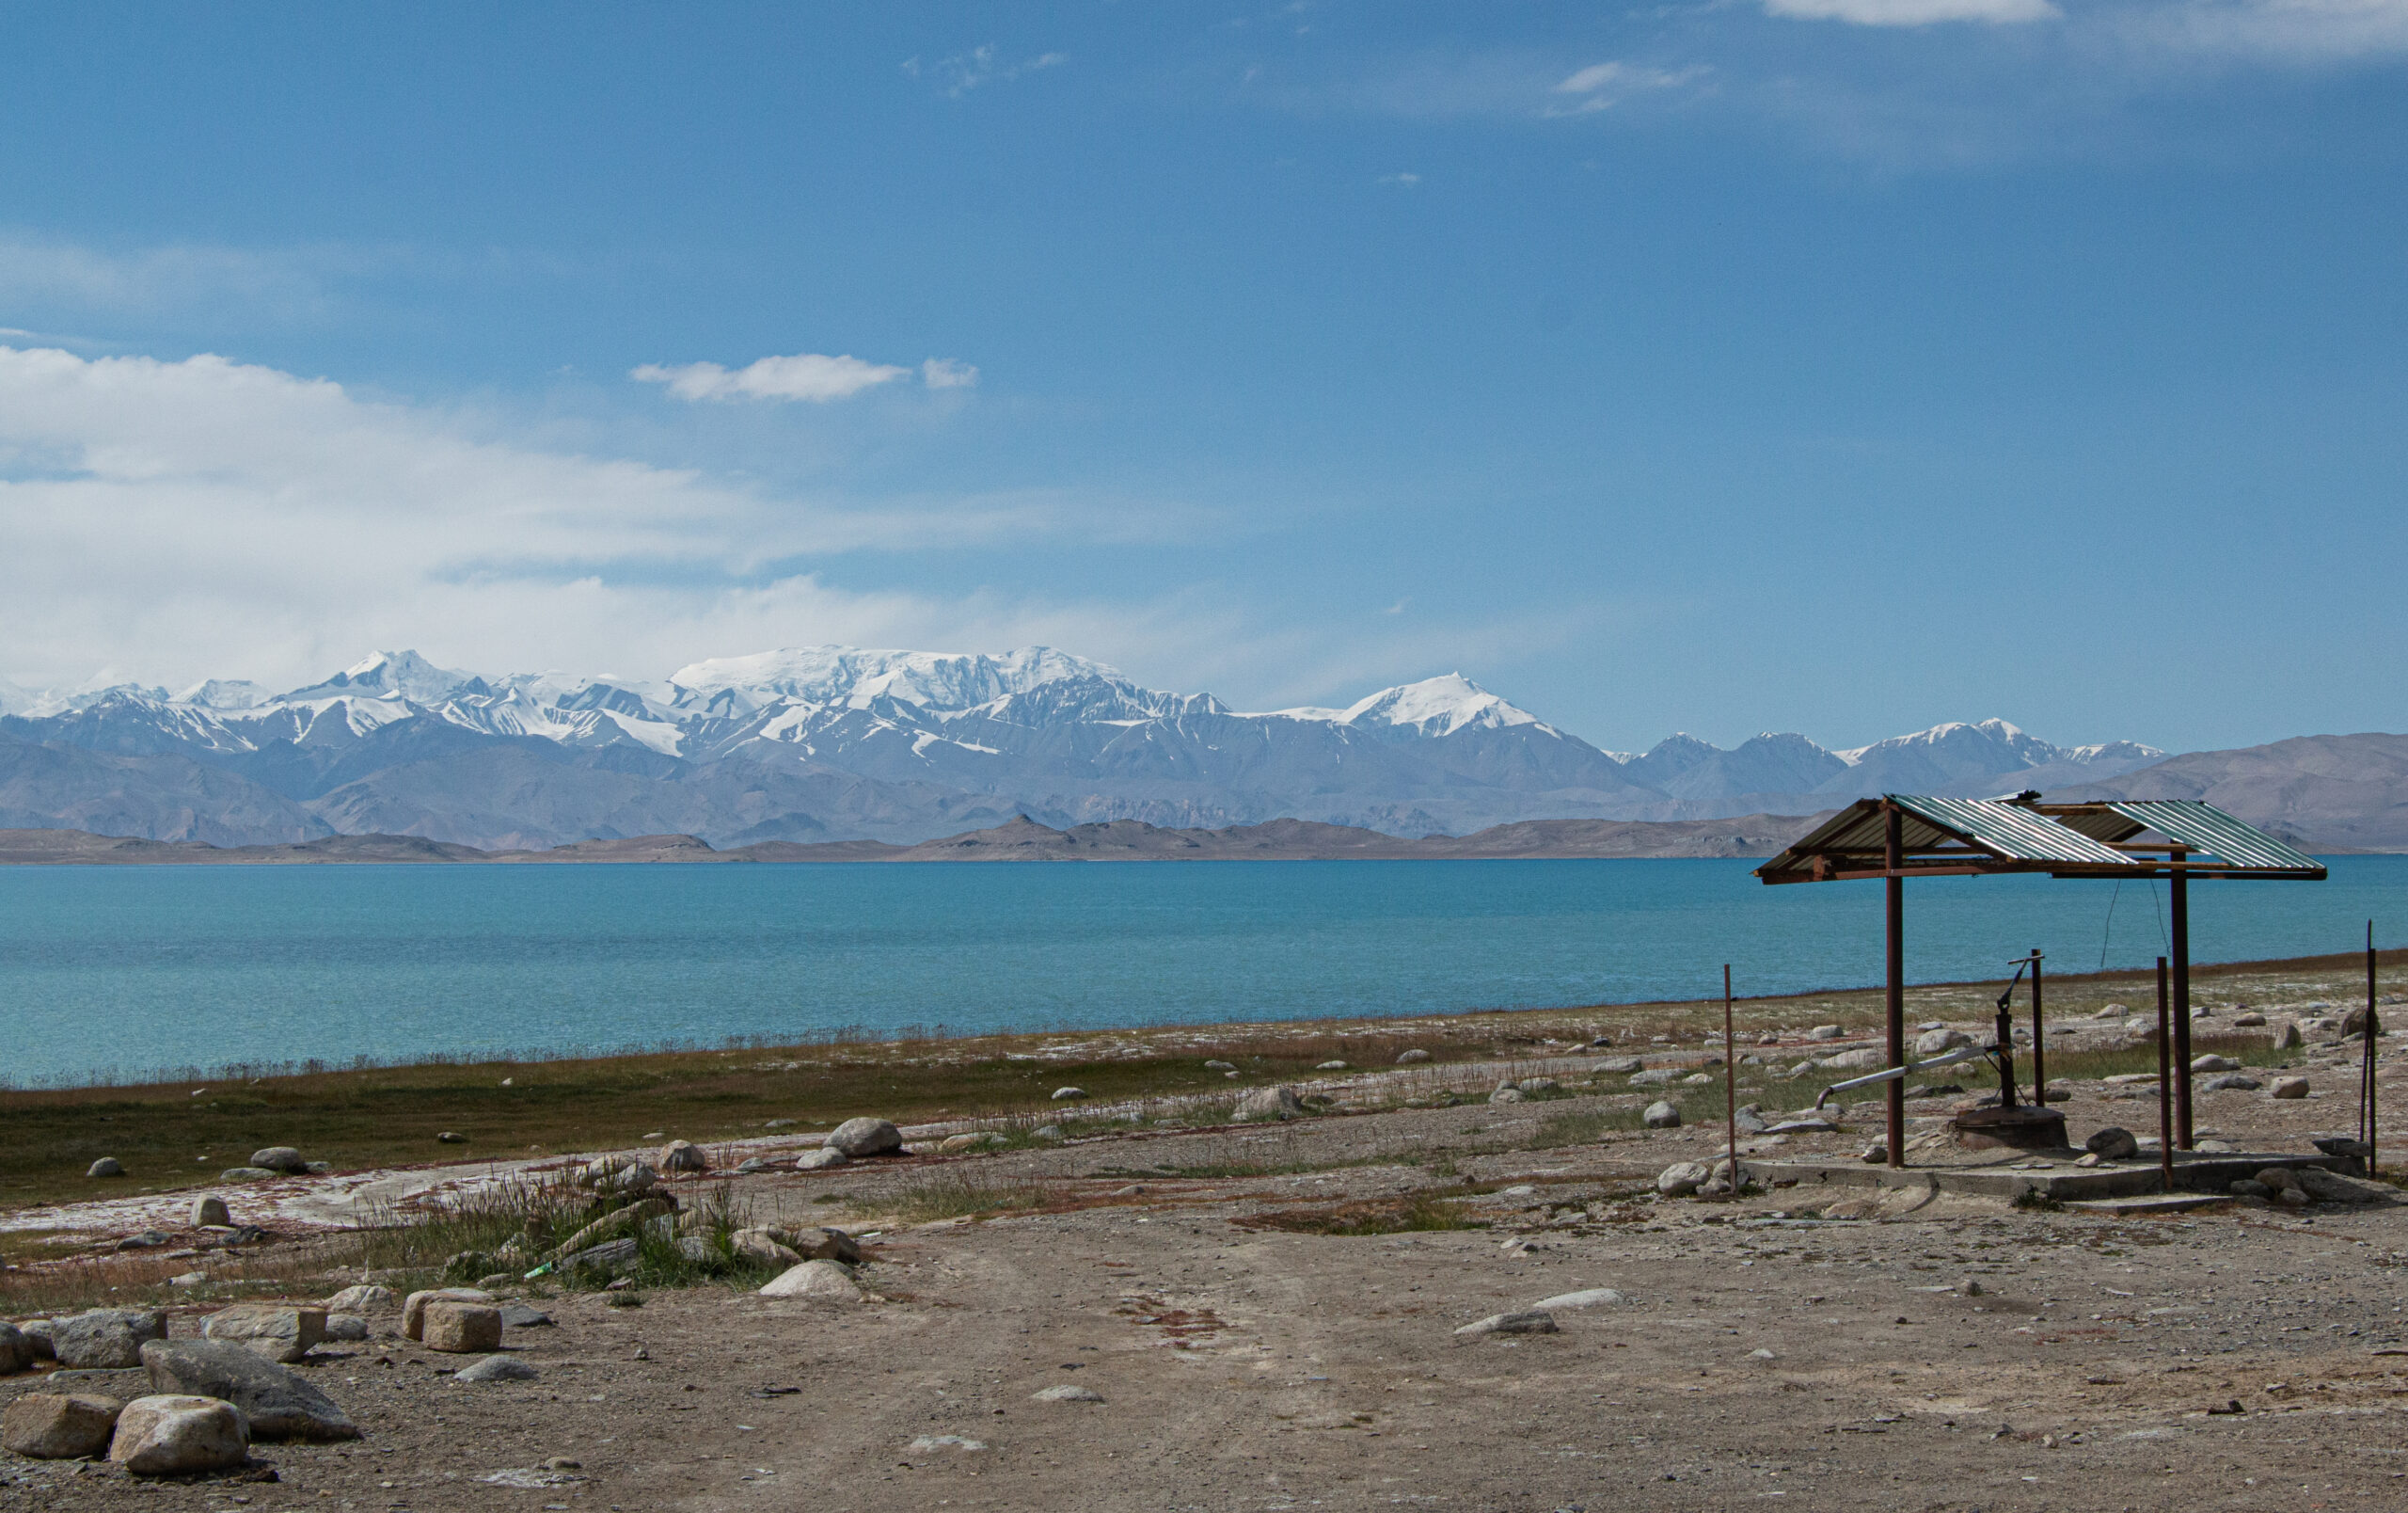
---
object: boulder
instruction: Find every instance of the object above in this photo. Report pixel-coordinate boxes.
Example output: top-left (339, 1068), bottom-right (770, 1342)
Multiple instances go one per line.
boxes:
top-left (1518, 1077), bottom-right (1561, 1096)
top-left (1914, 1028), bottom-right (1973, 1056)
top-left (1529, 1287), bottom-right (1625, 1311)
top-left (192, 1195), bottom-right (232, 1228)
top-left (324, 1283), bottom-right (396, 1314)
top-left (2191, 1054), bottom-right (2242, 1073)
top-left (1454, 1310), bottom-right (1558, 1337)
top-left (249, 1147), bottom-right (308, 1174)
top-left (108, 1394), bottom-right (248, 1475)
top-left (2256, 1166), bottom-right (2303, 1192)
top-left (1593, 1057), bottom-right (1643, 1075)
top-left (1235, 1086), bottom-right (1306, 1123)
top-left (115, 1231), bottom-right (172, 1251)
top-left (1316, 1059), bottom-right (1348, 1070)
top-left (657, 1139), bottom-right (709, 1174)
top-left (939, 1131), bottom-right (1006, 1153)
top-left (454, 1354), bottom-right (538, 1383)
top-left (324, 1315), bottom-right (369, 1343)
top-left (200, 1304), bottom-right (326, 1363)
top-left (1627, 1068), bottom-right (1679, 1087)
top-left (1808, 1025), bottom-right (1845, 1041)
top-left (1656, 1160), bottom-right (1711, 1196)
top-left (2275, 1022), bottom-right (2305, 1049)
top-left (499, 1302), bottom-right (554, 1328)
top-left (543, 1197), bottom-right (673, 1264)
top-left (219, 1167), bottom-right (280, 1184)
top-left (1051, 1087), bottom-right (1088, 1101)
top-left (1032, 1383), bottom-right (1104, 1402)
top-left (1819, 1048), bottom-right (1886, 1070)
top-left (826, 1118), bottom-right (904, 1157)
top-left (2, 1393), bottom-right (121, 1458)
top-left (759, 1259), bottom-right (863, 1301)
top-left (2230, 1179), bottom-right (2272, 1201)
top-left (2083, 1126), bottom-right (2140, 1159)
top-left (87, 1157), bottom-right (124, 1178)
top-left (402, 1288), bottom-right (495, 1341)
top-left (557, 1237), bottom-right (640, 1277)
top-left (2202, 1073), bottom-right (2261, 1091)
top-left (52, 1310), bottom-right (166, 1371)
top-left (140, 1339), bottom-right (358, 1441)
top-left (797, 1147), bottom-right (849, 1171)
top-left (1488, 1086), bottom-right (1525, 1105)
top-left (420, 1301), bottom-right (504, 1354)
top-left (2270, 1076), bottom-right (2311, 1099)
top-left (1641, 1100), bottom-right (1681, 1130)
top-left (0, 1321), bottom-right (32, 1375)
top-left (774, 1226), bottom-right (863, 1265)
top-left (2296, 1167), bottom-right (2391, 1204)
top-left (730, 1229), bottom-right (802, 1266)
top-left (1395, 1049), bottom-right (1433, 1064)
top-left (16, 1320), bottom-right (53, 1361)
top-left (2233, 1011), bottom-right (2267, 1027)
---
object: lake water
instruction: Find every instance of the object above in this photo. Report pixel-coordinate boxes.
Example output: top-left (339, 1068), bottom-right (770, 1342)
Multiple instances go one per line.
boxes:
top-left (0, 857), bottom-right (2400, 1088)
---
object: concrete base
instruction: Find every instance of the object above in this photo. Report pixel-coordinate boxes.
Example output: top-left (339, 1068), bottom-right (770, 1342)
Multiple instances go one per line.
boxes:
top-left (1746, 1150), bottom-right (2342, 1204)
top-left (1950, 1105), bottom-right (2067, 1151)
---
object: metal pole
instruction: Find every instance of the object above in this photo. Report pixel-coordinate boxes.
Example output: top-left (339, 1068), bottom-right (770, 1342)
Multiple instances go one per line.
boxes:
top-left (2170, 856), bottom-right (2194, 1150)
top-left (1885, 804), bottom-right (1906, 1170)
top-left (2030, 948), bottom-right (2046, 1109)
top-left (1724, 964), bottom-right (1737, 1187)
top-left (2366, 920), bottom-right (2380, 1172)
top-left (2156, 956), bottom-right (2174, 1194)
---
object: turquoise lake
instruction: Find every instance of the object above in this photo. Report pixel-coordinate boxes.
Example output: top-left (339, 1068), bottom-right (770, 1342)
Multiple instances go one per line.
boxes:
top-left (0, 857), bottom-right (2400, 1088)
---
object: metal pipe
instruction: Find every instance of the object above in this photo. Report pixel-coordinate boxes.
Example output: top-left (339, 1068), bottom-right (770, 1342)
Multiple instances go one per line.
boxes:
top-left (2171, 855), bottom-right (2194, 1150)
top-left (1724, 964), bottom-right (1737, 1190)
top-left (1885, 804), bottom-right (1906, 1170)
top-left (2366, 920), bottom-right (2380, 1173)
top-left (2157, 956), bottom-right (2174, 1195)
top-left (2030, 948), bottom-right (2047, 1109)
top-left (1815, 1043), bottom-right (1988, 1101)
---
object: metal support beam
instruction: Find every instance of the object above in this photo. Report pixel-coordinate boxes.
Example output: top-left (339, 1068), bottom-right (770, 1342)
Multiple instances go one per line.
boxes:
top-left (1885, 804), bottom-right (1905, 1170)
top-left (2030, 948), bottom-right (2046, 1107)
top-left (2156, 956), bottom-right (2174, 1194)
top-left (2171, 855), bottom-right (2194, 1149)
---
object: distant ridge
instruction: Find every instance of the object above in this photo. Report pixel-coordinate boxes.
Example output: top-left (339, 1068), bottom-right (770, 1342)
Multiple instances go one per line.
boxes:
top-left (0, 811), bottom-right (1836, 867)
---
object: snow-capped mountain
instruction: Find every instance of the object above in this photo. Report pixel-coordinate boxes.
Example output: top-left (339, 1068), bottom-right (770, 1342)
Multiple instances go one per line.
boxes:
top-left (0, 645), bottom-right (2165, 850)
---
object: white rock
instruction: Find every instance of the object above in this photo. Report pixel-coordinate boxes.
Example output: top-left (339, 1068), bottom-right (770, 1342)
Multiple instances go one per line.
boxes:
top-left (454, 1354), bottom-right (539, 1383)
top-left (1395, 1049), bottom-right (1432, 1064)
top-left (1808, 1025), bottom-right (1845, 1041)
top-left (324, 1283), bottom-right (396, 1314)
top-left (1235, 1086), bottom-right (1306, 1122)
top-left (797, 1147), bottom-right (849, 1171)
top-left (1529, 1288), bottom-right (1625, 1312)
top-left (826, 1118), bottom-right (903, 1156)
top-left (108, 1394), bottom-right (249, 1475)
top-left (1656, 1161), bottom-right (1711, 1196)
top-left (191, 1196), bottom-right (231, 1227)
top-left (2191, 1054), bottom-right (2241, 1073)
top-left (1051, 1087), bottom-right (1088, 1101)
top-left (758, 1259), bottom-right (863, 1302)
top-left (657, 1139), bottom-right (709, 1173)
top-left (1914, 1028), bottom-right (1973, 1056)
top-left (1032, 1383), bottom-right (1104, 1402)
top-left (1642, 1100), bottom-right (1681, 1130)
top-left (2270, 1076), bottom-right (2310, 1099)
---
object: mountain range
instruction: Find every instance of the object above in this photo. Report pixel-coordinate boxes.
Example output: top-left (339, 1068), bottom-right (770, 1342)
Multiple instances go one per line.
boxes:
top-left (0, 643), bottom-right (2342, 852)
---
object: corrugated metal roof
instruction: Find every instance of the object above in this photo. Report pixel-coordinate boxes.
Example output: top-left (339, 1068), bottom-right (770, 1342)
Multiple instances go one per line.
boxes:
top-left (1888, 795), bottom-right (2138, 868)
top-left (2101, 799), bottom-right (2325, 874)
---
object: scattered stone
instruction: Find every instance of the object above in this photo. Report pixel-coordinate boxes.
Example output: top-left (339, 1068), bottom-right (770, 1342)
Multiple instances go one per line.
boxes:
top-left (248, 1146), bottom-right (308, 1174)
top-left (2270, 1076), bottom-right (2311, 1099)
top-left (1861, 1140), bottom-right (1888, 1164)
top-left (759, 1259), bottom-right (863, 1301)
top-left (108, 1394), bottom-right (248, 1475)
top-left (1914, 1028), bottom-right (1973, 1056)
top-left (192, 1195), bottom-right (231, 1228)
top-left (1593, 1056), bottom-right (1643, 1075)
top-left (2203, 1073), bottom-right (2262, 1091)
top-left (2297, 1167), bottom-right (2391, 1204)
top-left (0, 1321), bottom-right (32, 1374)
top-left (421, 1301), bottom-right (504, 1353)
top-left (1642, 1100), bottom-right (1681, 1129)
top-left (907, 1434), bottom-right (986, 1453)
top-left (1236, 1086), bottom-right (1307, 1122)
top-left (1735, 1106), bottom-right (1769, 1135)
top-left (558, 1237), bottom-right (640, 1277)
top-left (1204, 1059), bottom-right (1237, 1070)
top-left (114, 1231), bottom-right (172, 1250)
top-left (657, 1139), bottom-right (709, 1174)
top-left (1656, 1161), bottom-right (1711, 1197)
top-left (2192, 1054), bottom-right (2242, 1073)
top-left (436, 1130), bottom-right (468, 1144)
top-left (1808, 1025), bottom-right (1845, 1040)
top-left (16, 1320), bottom-right (53, 1361)
top-left (454, 1354), bottom-right (539, 1383)
top-left (2256, 1166), bottom-right (2302, 1192)
top-left (1762, 1117), bottom-right (1837, 1135)
top-left (324, 1283), bottom-right (396, 1314)
top-left (2084, 1127), bottom-right (2140, 1159)
top-left (2, 1393), bottom-right (122, 1458)
top-left (1489, 1086), bottom-right (1526, 1104)
top-left (1032, 1383), bottom-right (1104, 1402)
top-left (2234, 1011), bottom-right (2267, 1027)
top-left (52, 1311), bottom-right (166, 1371)
top-left (1395, 1049), bottom-right (1432, 1064)
top-left (2275, 1022), bottom-right (2305, 1049)
top-left (324, 1315), bottom-right (369, 1343)
top-left (1680, 1072), bottom-right (1713, 1086)
top-left (1820, 1048), bottom-right (1886, 1070)
top-left (797, 1147), bottom-right (849, 1171)
top-left (730, 1229), bottom-right (803, 1266)
top-left (1455, 1310), bottom-right (1559, 1337)
top-left (1051, 1087), bottom-right (1088, 1101)
top-left (499, 1302), bottom-right (554, 1329)
top-left (1032, 1124), bottom-right (1066, 1141)
top-left (1628, 1068), bottom-right (1680, 1087)
top-left (139, 1339), bottom-right (358, 1441)
top-left (402, 1288), bottom-right (495, 1341)
top-left (773, 1226), bottom-right (863, 1264)
top-left (87, 1157), bottom-right (124, 1178)
top-left (939, 1131), bottom-right (1006, 1154)
top-left (827, 1118), bottom-right (904, 1156)
top-left (578, 1157), bottom-right (659, 1195)
top-left (1529, 1288), bottom-right (1624, 1311)
top-left (200, 1304), bottom-right (326, 1363)
top-left (1316, 1059), bottom-right (1348, 1070)
top-left (2279, 1187), bottom-right (2312, 1207)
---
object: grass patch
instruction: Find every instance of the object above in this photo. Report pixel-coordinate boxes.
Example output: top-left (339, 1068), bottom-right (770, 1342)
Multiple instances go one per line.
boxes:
top-left (1241, 1194), bottom-right (1485, 1235)
top-left (879, 1170), bottom-right (1057, 1224)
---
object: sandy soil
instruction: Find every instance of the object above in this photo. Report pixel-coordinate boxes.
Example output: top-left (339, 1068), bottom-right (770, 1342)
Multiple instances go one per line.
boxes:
top-left (6, 1038), bottom-right (2408, 1512)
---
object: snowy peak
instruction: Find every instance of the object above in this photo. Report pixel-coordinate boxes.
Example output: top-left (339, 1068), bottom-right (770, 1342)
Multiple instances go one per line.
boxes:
top-left (1338, 674), bottom-right (1545, 737)
top-left (667, 645), bottom-right (1120, 715)
top-left (279, 649), bottom-right (483, 706)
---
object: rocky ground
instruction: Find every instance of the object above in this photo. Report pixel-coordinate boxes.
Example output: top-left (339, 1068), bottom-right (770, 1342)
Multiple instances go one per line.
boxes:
top-left (5, 1016), bottom-right (2408, 1512)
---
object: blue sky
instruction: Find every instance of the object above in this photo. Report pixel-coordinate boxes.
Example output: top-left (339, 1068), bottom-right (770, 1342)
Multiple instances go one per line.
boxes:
top-left (0, 2), bottom-right (2401, 756)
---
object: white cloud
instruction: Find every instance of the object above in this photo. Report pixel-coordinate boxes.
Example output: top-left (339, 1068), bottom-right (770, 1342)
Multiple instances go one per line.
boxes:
top-left (2135, 0), bottom-right (2408, 59)
top-left (1548, 60), bottom-right (1711, 115)
top-left (1763, 0), bottom-right (2060, 24)
top-left (631, 352), bottom-right (911, 404)
top-left (906, 45), bottom-right (1069, 98)
top-left (1376, 171), bottom-right (1422, 186)
top-left (921, 357), bottom-right (980, 389)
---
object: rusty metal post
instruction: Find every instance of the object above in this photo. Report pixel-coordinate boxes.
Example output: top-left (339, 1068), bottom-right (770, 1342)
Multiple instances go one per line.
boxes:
top-left (2365, 920), bottom-right (2380, 1172)
top-left (2030, 948), bottom-right (2046, 1109)
top-left (1885, 804), bottom-right (1906, 1169)
top-left (2157, 956), bottom-right (2174, 1194)
top-left (1724, 964), bottom-right (1737, 1185)
top-left (2170, 854), bottom-right (2194, 1150)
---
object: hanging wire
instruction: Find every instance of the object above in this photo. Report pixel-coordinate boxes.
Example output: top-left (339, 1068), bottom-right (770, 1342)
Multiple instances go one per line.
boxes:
top-left (2098, 880), bottom-right (2123, 971)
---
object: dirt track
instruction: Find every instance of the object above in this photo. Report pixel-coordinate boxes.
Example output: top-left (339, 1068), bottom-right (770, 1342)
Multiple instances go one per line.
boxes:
top-left (7, 1062), bottom-right (2408, 1513)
